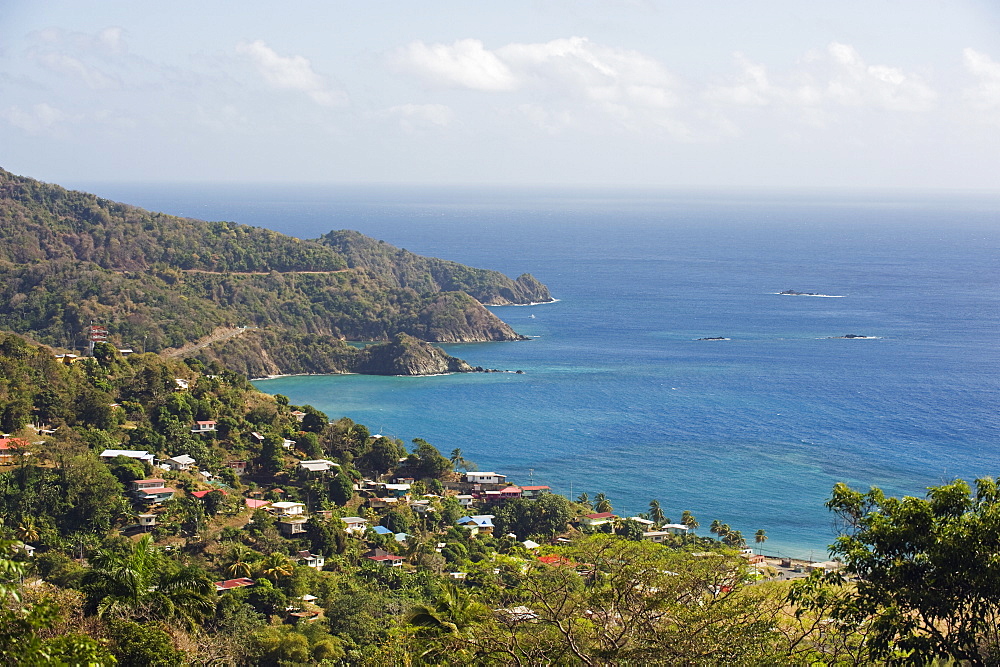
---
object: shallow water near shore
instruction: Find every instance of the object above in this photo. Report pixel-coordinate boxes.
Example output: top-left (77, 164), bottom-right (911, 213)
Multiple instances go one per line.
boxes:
top-left (88, 183), bottom-right (1000, 558)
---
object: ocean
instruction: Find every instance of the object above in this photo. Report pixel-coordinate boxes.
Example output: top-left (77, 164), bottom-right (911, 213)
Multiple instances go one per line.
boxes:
top-left (82, 183), bottom-right (1000, 559)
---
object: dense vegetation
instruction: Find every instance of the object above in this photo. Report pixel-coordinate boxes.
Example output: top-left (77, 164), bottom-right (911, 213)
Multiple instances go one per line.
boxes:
top-left (0, 168), bottom-right (552, 368)
top-left (0, 331), bottom-right (997, 664)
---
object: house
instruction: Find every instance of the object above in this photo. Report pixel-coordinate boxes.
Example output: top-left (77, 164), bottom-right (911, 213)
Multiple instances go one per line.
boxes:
top-left (166, 454), bottom-right (196, 471)
top-left (282, 439), bottom-right (296, 450)
top-left (279, 518), bottom-right (308, 536)
top-left (464, 472), bottom-right (507, 488)
top-left (215, 578), bottom-right (255, 592)
top-left (367, 497), bottom-right (399, 509)
top-left (226, 461), bottom-right (247, 475)
top-left (137, 514), bottom-right (156, 530)
top-left (457, 515), bottom-right (495, 536)
top-left (661, 523), bottom-right (689, 535)
top-left (375, 483), bottom-right (411, 498)
top-left (371, 525), bottom-right (393, 536)
top-left (99, 449), bottom-right (155, 465)
top-left (520, 485), bottom-right (551, 499)
top-left (0, 438), bottom-right (29, 464)
top-left (363, 548), bottom-right (403, 567)
top-left (290, 410), bottom-right (306, 422)
top-left (641, 531), bottom-right (673, 543)
top-left (341, 517), bottom-right (368, 535)
top-left (174, 378), bottom-right (190, 390)
top-left (498, 485), bottom-right (523, 501)
top-left (245, 498), bottom-right (271, 510)
top-left (455, 494), bottom-right (475, 507)
top-left (270, 501), bottom-right (306, 516)
top-left (409, 500), bottom-right (433, 514)
top-left (130, 479), bottom-right (176, 504)
top-left (297, 550), bottom-right (325, 570)
top-left (298, 459), bottom-right (340, 474)
top-left (629, 517), bottom-right (655, 527)
top-left (580, 512), bottom-right (616, 527)
top-left (191, 421), bottom-right (217, 434)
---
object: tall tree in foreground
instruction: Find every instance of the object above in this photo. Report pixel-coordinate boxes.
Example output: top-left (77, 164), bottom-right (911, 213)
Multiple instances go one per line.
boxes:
top-left (792, 478), bottom-right (1000, 665)
top-left (648, 500), bottom-right (666, 527)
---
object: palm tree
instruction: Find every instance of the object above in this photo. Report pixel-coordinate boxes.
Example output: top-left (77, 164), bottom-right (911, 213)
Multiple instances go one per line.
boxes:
top-left (710, 519), bottom-right (722, 537)
top-left (224, 543), bottom-right (258, 579)
top-left (594, 493), bottom-right (613, 514)
top-left (723, 530), bottom-right (746, 549)
top-left (83, 534), bottom-right (215, 628)
top-left (258, 552), bottom-right (295, 582)
top-left (681, 510), bottom-right (699, 534)
top-left (16, 517), bottom-right (39, 544)
top-left (648, 500), bottom-right (666, 528)
top-left (754, 529), bottom-right (768, 554)
top-left (449, 448), bottom-right (475, 472)
top-left (405, 584), bottom-right (489, 636)
top-left (576, 493), bottom-right (591, 509)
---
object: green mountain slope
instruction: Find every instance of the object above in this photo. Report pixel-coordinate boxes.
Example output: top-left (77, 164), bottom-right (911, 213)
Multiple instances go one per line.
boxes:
top-left (0, 168), bottom-right (552, 371)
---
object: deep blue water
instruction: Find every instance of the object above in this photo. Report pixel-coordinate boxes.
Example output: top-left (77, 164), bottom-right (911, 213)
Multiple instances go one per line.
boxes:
top-left (80, 183), bottom-right (1000, 558)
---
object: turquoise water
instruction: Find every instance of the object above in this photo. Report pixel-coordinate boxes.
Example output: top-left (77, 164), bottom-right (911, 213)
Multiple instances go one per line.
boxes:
top-left (86, 184), bottom-right (1000, 558)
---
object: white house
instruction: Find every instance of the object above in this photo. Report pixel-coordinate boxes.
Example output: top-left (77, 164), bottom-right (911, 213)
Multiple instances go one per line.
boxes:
top-left (341, 517), bottom-right (368, 535)
top-left (298, 459), bottom-right (340, 473)
top-left (456, 494), bottom-right (475, 507)
top-left (270, 501), bottom-right (306, 516)
top-left (100, 449), bottom-right (155, 465)
top-left (191, 421), bottom-right (217, 433)
top-left (465, 472), bottom-right (506, 485)
top-left (167, 454), bottom-right (196, 471)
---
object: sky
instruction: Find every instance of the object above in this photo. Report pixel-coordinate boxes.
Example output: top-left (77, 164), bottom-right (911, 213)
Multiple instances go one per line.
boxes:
top-left (1, 1), bottom-right (999, 190)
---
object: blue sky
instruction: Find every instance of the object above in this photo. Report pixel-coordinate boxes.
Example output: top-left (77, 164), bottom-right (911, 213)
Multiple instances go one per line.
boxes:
top-left (2, 1), bottom-right (999, 190)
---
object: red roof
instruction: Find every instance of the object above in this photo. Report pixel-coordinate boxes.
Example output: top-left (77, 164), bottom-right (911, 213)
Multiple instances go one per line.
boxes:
top-left (499, 486), bottom-right (522, 493)
top-left (191, 489), bottom-right (226, 499)
top-left (521, 485), bottom-right (551, 491)
top-left (538, 554), bottom-right (573, 566)
top-left (245, 498), bottom-right (271, 509)
top-left (214, 577), bottom-right (254, 590)
top-left (367, 554), bottom-right (403, 562)
top-left (0, 438), bottom-right (29, 451)
top-left (585, 512), bottom-right (615, 520)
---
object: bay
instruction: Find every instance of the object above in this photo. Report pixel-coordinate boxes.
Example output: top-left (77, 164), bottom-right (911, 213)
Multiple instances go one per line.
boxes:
top-left (86, 183), bottom-right (1000, 558)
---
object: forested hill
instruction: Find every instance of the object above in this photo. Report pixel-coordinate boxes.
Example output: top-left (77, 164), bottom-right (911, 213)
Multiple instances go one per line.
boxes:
top-left (0, 168), bottom-right (552, 362)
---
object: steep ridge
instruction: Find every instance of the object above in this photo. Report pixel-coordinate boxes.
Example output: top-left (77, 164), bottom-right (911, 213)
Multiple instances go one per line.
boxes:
top-left (0, 168), bottom-right (551, 371)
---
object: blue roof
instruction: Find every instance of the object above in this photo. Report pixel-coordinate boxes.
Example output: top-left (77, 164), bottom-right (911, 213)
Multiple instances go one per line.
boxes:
top-left (371, 526), bottom-right (393, 535)
top-left (457, 515), bottom-right (494, 528)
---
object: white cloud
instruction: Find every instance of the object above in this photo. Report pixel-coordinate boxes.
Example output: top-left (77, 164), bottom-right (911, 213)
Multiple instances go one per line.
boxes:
top-left (824, 42), bottom-right (937, 112)
top-left (3, 103), bottom-right (69, 135)
top-left (392, 39), bottom-right (518, 92)
top-left (35, 52), bottom-right (119, 90)
top-left (707, 43), bottom-right (937, 117)
top-left (236, 40), bottom-right (346, 107)
top-left (962, 48), bottom-right (1000, 110)
top-left (381, 103), bottom-right (454, 131)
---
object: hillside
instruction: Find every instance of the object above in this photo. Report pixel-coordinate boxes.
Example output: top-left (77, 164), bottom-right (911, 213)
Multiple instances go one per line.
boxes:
top-left (0, 168), bottom-right (552, 372)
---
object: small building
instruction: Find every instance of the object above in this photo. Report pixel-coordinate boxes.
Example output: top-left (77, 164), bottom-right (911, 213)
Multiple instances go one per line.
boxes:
top-left (498, 485), bottom-right (523, 501)
top-left (174, 378), bottom-right (190, 390)
top-left (376, 483), bottom-right (411, 498)
top-left (166, 454), bottom-right (196, 471)
top-left (455, 494), bottom-right (475, 507)
top-left (282, 439), bottom-right (296, 450)
top-left (0, 438), bottom-right (30, 464)
top-left (279, 518), bottom-right (308, 536)
top-left (245, 498), bottom-right (271, 510)
top-left (290, 410), bottom-right (306, 422)
top-left (226, 461), bottom-right (247, 475)
top-left (130, 479), bottom-right (176, 504)
top-left (661, 523), bottom-right (689, 535)
top-left (457, 515), bottom-right (495, 536)
top-left (297, 550), bottom-right (325, 570)
top-left (364, 548), bottom-right (403, 567)
top-left (137, 514), bottom-right (156, 530)
top-left (99, 449), bottom-right (155, 465)
top-left (642, 531), bottom-right (674, 543)
top-left (191, 421), bottom-right (217, 434)
top-left (520, 485), bottom-right (551, 499)
top-left (580, 512), bottom-right (616, 527)
top-left (341, 517), bottom-right (368, 535)
top-left (465, 472), bottom-right (507, 487)
top-left (270, 501), bottom-right (306, 516)
top-left (371, 525), bottom-right (393, 536)
top-left (298, 459), bottom-right (340, 474)
top-left (215, 578), bottom-right (255, 592)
